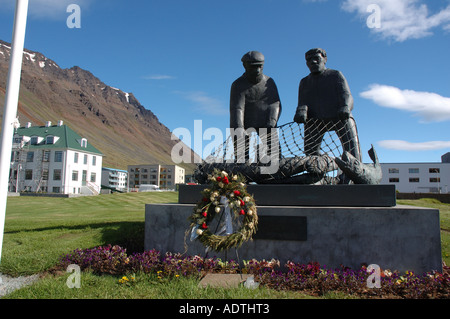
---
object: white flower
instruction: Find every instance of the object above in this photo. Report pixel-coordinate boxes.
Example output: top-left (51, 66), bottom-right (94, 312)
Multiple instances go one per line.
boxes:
top-left (218, 182), bottom-right (224, 188)
top-left (244, 196), bottom-right (250, 202)
top-left (232, 175), bottom-right (238, 181)
top-left (215, 206), bottom-right (221, 213)
top-left (221, 171), bottom-right (228, 177)
top-left (196, 229), bottom-right (204, 236)
top-left (213, 201), bottom-right (219, 206)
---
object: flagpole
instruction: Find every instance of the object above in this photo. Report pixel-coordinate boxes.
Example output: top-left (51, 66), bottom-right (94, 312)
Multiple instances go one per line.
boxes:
top-left (0, 0), bottom-right (29, 263)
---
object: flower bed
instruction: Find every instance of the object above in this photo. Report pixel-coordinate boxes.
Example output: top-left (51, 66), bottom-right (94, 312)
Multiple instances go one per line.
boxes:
top-left (58, 245), bottom-right (449, 299)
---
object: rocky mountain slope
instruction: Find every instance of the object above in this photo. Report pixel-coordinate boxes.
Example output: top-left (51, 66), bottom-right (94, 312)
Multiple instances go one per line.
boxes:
top-left (0, 40), bottom-right (198, 173)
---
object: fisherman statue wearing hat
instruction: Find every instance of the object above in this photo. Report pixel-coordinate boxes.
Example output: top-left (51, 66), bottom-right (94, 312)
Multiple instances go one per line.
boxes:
top-left (229, 51), bottom-right (282, 164)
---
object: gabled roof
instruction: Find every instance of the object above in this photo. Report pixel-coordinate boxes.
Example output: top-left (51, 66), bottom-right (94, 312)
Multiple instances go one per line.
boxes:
top-left (15, 124), bottom-right (103, 155)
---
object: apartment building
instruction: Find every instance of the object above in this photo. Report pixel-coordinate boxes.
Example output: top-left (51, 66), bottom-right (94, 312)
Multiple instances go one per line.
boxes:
top-left (127, 164), bottom-right (185, 190)
top-left (101, 167), bottom-right (128, 192)
top-left (380, 152), bottom-right (450, 193)
top-left (10, 121), bottom-right (103, 195)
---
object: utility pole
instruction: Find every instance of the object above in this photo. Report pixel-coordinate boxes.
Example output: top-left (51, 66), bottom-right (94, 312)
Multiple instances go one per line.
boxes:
top-left (0, 0), bottom-right (29, 263)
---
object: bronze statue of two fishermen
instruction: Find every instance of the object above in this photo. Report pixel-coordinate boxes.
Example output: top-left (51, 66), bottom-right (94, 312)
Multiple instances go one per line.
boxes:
top-left (194, 48), bottom-right (382, 185)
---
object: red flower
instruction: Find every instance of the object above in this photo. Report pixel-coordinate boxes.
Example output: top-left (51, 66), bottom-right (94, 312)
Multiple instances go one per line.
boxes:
top-left (222, 176), bottom-right (229, 184)
top-left (239, 209), bottom-right (245, 215)
top-left (233, 190), bottom-right (241, 196)
top-left (202, 211), bottom-right (207, 217)
top-left (216, 177), bottom-right (222, 182)
top-left (201, 222), bottom-right (208, 229)
top-left (240, 200), bottom-right (245, 206)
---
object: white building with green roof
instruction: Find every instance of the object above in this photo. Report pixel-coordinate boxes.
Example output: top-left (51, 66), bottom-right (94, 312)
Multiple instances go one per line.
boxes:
top-left (9, 120), bottom-right (103, 195)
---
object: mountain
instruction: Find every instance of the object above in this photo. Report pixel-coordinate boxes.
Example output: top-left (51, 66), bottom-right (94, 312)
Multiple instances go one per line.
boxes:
top-left (0, 40), bottom-right (199, 173)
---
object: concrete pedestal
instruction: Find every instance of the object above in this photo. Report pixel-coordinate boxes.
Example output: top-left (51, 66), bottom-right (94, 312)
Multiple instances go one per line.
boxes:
top-left (145, 203), bottom-right (442, 274)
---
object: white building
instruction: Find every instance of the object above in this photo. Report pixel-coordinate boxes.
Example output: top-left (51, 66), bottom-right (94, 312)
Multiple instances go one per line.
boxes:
top-left (380, 152), bottom-right (450, 193)
top-left (101, 167), bottom-right (128, 192)
top-left (127, 164), bottom-right (185, 190)
top-left (9, 121), bottom-right (103, 195)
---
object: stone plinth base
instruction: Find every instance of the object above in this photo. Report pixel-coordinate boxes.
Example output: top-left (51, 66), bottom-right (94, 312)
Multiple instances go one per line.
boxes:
top-left (178, 184), bottom-right (396, 207)
top-left (145, 204), bottom-right (442, 274)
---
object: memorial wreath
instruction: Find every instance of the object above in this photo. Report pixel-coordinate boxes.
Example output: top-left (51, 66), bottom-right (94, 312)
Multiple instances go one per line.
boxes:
top-left (188, 169), bottom-right (258, 252)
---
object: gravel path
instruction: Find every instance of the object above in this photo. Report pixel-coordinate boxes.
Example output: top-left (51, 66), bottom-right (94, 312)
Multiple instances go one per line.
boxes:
top-left (0, 273), bottom-right (40, 298)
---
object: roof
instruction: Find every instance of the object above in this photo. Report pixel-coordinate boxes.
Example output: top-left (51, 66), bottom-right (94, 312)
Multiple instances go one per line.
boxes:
top-left (15, 124), bottom-right (103, 155)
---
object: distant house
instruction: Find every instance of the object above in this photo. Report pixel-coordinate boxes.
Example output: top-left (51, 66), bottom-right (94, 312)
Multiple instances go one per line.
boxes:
top-left (9, 120), bottom-right (103, 195)
top-left (127, 164), bottom-right (185, 190)
top-left (101, 167), bottom-right (128, 192)
top-left (380, 152), bottom-right (450, 193)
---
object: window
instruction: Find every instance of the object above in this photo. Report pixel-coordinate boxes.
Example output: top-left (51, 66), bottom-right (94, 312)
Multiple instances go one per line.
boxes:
top-left (54, 151), bottom-right (63, 162)
top-left (74, 152), bottom-right (79, 163)
top-left (43, 151), bottom-right (51, 162)
top-left (52, 187), bottom-right (61, 193)
top-left (30, 136), bottom-right (39, 145)
top-left (26, 152), bottom-right (34, 162)
top-left (92, 156), bottom-right (96, 166)
top-left (72, 170), bottom-right (79, 181)
top-left (389, 178), bottom-right (399, 183)
top-left (388, 168), bottom-right (399, 174)
top-left (429, 168), bottom-right (440, 173)
top-left (46, 136), bottom-right (55, 144)
top-left (90, 173), bottom-right (96, 183)
top-left (25, 169), bottom-right (33, 180)
top-left (42, 170), bottom-right (49, 181)
top-left (409, 178), bottom-right (419, 183)
top-left (430, 177), bottom-right (440, 183)
top-left (408, 168), bottom-right (419, 174)
top-left (53, 169), bottom-right (61, 181)
top-left (84, 154), bottom-right (88, 165)
top-left (81, 138), bottom-right (88, 148)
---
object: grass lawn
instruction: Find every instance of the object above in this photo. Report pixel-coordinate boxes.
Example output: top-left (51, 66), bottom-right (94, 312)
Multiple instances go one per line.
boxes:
top-left (0, 192), bottom-right (449, 299)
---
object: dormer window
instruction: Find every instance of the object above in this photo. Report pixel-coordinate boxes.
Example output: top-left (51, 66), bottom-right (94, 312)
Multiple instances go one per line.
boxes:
top-left (46, 135), bottom-right (59, 145)
top-left (30, 136), bottom-right (44, 145)
top-left (81, 138), bottom-right (88, 148)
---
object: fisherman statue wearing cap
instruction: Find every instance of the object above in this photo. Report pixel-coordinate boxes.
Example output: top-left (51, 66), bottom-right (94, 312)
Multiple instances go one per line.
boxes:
top-left (230, 51), bottom-right (282, 163)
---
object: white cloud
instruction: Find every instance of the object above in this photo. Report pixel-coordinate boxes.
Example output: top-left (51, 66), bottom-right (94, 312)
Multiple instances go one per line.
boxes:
top-left (341, 0), bottom-right (450, 42)
top-left (177, 91), bottom-right (227, 116)
top-left (142, 74), bottom-right (176, 80)
top-left (378, 140), bottom-right (450, 151)
top-left (360, 84), bottom-right (450, 122)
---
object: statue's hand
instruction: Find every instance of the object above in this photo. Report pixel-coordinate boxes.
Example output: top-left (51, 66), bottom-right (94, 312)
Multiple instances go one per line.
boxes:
top-left (338, 110), bottom-right (350, 121)
top-left (294, 111), bottom-right (307, 124)
top-left (294, 105), bottom-right (308, 124)
top-left (267, 119), bottom-right (277, 128)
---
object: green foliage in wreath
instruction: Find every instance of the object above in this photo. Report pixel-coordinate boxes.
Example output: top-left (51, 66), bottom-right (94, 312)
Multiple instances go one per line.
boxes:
top-left (188, 169), bottom-right (258, 252)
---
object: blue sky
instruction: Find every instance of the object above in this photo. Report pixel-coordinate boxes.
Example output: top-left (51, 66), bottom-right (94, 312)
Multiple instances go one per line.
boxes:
top-left (0, 0), bottom-right (449, 164)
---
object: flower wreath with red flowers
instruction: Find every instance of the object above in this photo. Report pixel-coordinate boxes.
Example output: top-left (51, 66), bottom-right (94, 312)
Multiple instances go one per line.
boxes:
top-left (188, 169), bottom-right (258, 252)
